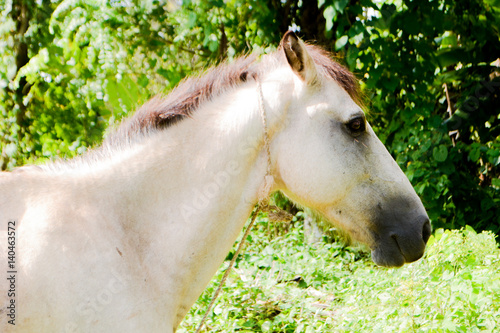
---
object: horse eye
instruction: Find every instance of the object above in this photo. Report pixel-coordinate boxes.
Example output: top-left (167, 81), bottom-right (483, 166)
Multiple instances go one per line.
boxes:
top-left (346, 117), bottom-right (365, 135)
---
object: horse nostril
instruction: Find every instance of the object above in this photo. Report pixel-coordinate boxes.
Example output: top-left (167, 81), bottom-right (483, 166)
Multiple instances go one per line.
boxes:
top-left (422, 218), bottom-right (431, 244)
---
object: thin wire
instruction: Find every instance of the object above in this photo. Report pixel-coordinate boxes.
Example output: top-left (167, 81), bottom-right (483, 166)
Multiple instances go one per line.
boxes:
top-left (257, 80), bottom-right (272, 178)
top-left (194, 207), bottom-right (262, 333)
top-left (195, 80), bottom-right (272, 333)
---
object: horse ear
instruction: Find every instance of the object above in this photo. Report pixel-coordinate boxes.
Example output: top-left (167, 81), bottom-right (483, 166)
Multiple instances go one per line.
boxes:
top-left (281, 31), bottom-right (318, 85)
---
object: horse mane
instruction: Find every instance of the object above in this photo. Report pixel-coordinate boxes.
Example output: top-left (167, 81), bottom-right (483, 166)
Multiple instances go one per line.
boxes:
top-left (105, 54), bottom-right (260, 146)
top-left (33, 43), bottom-right (360, 173)
top-left (305, 45), bottom-right (361, 104)
top-left (105, 44), bottom-right (360, 146)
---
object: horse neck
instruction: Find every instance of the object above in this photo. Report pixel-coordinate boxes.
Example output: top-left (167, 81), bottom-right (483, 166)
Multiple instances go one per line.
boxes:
top-left (85, 77), bottom-right (289, 324)
top-left (141, 81), bottom-right (273, 218)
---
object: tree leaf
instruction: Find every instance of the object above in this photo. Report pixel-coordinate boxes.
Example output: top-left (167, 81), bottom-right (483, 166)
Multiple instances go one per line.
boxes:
top-left (433, 145), bottom-right (449, 162)
top-left (335, 35), bottom-right (348, 50)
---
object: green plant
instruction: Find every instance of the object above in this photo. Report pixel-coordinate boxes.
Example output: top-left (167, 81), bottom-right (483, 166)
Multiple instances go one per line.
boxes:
top-left (180, 216), bottom-right (500, 332)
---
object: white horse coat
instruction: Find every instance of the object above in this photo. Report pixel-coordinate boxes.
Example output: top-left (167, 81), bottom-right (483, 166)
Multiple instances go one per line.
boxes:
top-left (0, 32), bottom-right (430, 332)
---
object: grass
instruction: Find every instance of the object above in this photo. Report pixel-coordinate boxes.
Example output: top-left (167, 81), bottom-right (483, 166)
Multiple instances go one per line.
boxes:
top-left (179, 213), bottom-right (500, 332)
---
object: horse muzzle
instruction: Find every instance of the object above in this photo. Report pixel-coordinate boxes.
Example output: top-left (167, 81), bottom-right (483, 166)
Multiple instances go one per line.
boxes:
top-left (370, 204), bottom-right (432, 268)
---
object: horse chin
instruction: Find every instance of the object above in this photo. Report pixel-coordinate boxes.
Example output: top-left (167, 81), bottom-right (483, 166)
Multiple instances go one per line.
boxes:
top-left (371, 244), bottom-right (406, 268)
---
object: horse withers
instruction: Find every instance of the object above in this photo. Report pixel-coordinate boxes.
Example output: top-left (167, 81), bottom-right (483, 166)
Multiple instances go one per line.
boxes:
top-left (0, 31), bottom-right (430, 332)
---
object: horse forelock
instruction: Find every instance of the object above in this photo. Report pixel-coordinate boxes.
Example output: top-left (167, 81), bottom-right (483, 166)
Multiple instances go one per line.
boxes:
top-left (304, 44), bottom-right (361, 105)
top-left (106, 44), bottom-right (361, 146)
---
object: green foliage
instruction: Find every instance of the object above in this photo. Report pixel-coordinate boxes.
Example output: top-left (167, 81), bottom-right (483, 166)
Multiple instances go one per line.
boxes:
top-left (0, 0), bottom-right (498, 231)
top-left (180, 217), bottom-right (500, 332)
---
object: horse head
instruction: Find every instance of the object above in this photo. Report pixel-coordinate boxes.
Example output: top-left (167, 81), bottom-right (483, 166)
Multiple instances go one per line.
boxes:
top-left (272, 32), bottom-right (431, 267)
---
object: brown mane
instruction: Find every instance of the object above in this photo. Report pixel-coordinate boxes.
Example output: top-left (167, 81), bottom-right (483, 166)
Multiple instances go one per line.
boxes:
top-left (305, 45), bottom-right (361, 104)
top-left (106, 44), bottom-right (360, 144)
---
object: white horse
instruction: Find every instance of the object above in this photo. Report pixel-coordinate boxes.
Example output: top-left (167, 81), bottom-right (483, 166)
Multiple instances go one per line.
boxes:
top-left (0, 31), bottom-right (430, 332)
